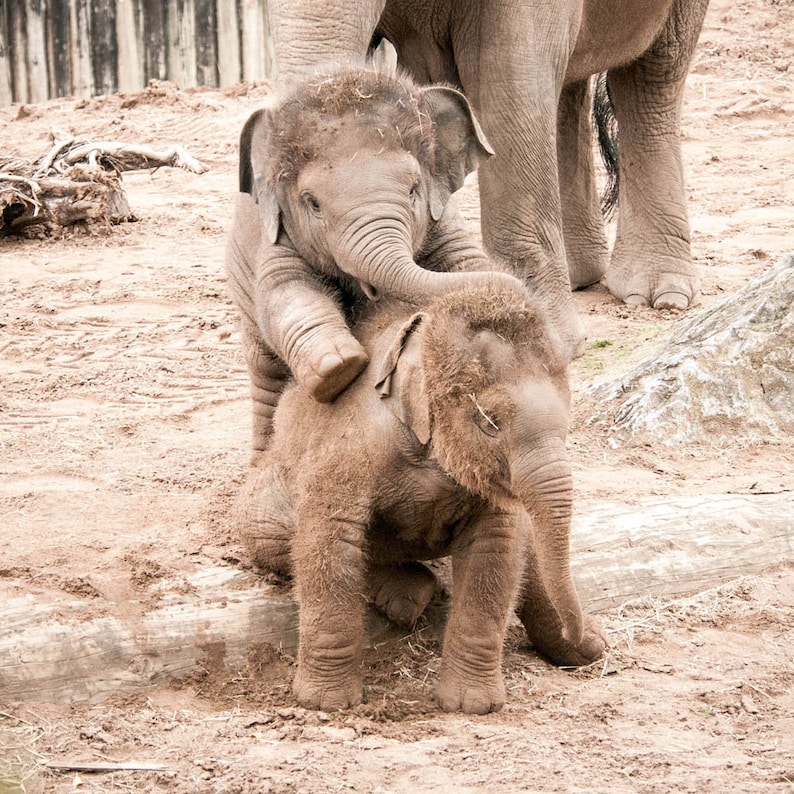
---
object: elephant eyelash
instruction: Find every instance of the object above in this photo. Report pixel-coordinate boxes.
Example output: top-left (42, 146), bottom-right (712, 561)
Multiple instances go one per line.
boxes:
top-left (302, 192), bottom-right (322, 215)
top-left (470, 394), bottom-right (500, 436)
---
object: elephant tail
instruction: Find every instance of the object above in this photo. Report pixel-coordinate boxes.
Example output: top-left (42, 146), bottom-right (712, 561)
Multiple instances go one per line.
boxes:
top-left (592, 73), bottom-right (619, 220)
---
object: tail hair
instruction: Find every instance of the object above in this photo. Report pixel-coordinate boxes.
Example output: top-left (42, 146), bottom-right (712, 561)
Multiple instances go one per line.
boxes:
top-left (592, 73), bottom-right (619, 220)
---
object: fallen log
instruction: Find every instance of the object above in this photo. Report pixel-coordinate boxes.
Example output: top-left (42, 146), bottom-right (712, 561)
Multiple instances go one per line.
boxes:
top-left (0, 137), bottom-right (207, 235)
top-left (587, 252), bottom-right (794, 445)
top-left (1, 492), bottom-right (791, 704)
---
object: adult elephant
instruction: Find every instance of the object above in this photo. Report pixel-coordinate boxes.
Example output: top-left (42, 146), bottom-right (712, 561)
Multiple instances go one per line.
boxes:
top-left (266, 0), bottom-right (710, 356)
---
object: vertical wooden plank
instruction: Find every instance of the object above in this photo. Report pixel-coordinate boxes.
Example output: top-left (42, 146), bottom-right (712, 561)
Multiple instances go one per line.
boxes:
top-left (194, 0), bottom-right (218, 87)
top-left (142, 0), bottom-right (167, 82)
top-left (116, 0), bottom-right (144, 91)
top-left (261, 0), bottom-right (274, 79)
top-left (91, 0), bottom-right (118, 95)
top-left (26, 0), bottom-right (50, 103)
top-left (167, 0), bottom-right (197, 88)
top-left (215, 0), bottom-right (240, 87)
top-left (239, 0), bottom-right (265, 82)
top-left (69, 0), bottom-right (94, 99)
top-left (9, 3), bottom-right (29, 103)
top-left (48, 0), bottom-right (72, 99)
top-left (0, 5), bottom-right (14, 106)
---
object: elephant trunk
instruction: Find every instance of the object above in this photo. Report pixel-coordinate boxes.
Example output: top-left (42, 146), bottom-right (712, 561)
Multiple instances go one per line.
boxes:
top-left (511, 442), bottom-right (585, 649)
top-left (333, 214), bottom-right (525, 305)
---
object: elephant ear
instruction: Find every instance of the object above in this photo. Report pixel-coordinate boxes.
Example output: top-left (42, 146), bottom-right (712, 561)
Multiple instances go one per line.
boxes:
top-left (422, 87), bottom-right (495, 221)
top-left (375, 313), bottom-right (431, 445)
top-left (238, 106), bottom-right (282, 244)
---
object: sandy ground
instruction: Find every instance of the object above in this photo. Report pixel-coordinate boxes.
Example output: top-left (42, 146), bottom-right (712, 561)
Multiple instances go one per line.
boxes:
top-left (1, 0), bottom-right (793, 791)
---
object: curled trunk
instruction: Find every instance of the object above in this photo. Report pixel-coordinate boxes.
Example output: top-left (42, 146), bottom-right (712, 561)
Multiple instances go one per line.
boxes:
top-left (336, 219), bottom-right (525, 304)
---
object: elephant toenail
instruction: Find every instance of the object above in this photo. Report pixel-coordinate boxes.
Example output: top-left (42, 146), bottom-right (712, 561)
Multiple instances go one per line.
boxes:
top-left (624, 293), bottom-right (650, 307)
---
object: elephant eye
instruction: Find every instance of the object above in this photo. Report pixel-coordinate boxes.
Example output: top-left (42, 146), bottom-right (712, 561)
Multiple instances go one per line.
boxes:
top-left (302, 191), bottom-right (322, 217)
top-left (409, 180), bottom-right (421, 203)
top-left (473, 406), bottom-right (500, 438)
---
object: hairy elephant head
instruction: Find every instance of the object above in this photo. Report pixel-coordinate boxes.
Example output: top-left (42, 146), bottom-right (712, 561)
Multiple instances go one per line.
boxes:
top-left (237, 44), bottom-right (501, 302)
top-left (376, 282), bottom-right (570, 497)
top-left (375, 282), bottom-right (585, 647)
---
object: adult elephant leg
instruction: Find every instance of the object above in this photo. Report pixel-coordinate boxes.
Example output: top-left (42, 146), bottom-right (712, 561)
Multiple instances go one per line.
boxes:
top-left (557, 79), bottom-right (609, 290)
top-left (436, 509), bottom-right (524, 714)
top-left (604, 0), bottom-right (709, 309)
top-left (268, 0), bottom-right (385, 76)
top-left (457, 9), bottom-right (586, 359)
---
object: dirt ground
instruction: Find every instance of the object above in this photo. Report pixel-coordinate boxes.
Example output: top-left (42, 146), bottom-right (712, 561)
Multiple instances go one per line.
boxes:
top-left (1, 0), bottom-right (793, 791)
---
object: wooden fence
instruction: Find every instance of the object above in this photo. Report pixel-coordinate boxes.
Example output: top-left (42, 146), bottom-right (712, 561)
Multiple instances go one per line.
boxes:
top-left (0, 0), bottom-right (275, 107)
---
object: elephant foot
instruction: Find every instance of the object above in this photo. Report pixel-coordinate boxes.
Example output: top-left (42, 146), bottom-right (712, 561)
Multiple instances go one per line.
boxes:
top-left (568, 250), bottom-right (608, 291)
top-left (605, 255), bottom-right (701, 311)
top-left (546, 301), bottom-right (587, 361)
top-left (297, 338), bottom-right (369, 403)
top-left (367, 562), bottom-right (437, 626)
top-left (529, 614), bottom-right (607, 668)
top-left (435, 668), bottom-right (506, 715)
top-left (293, 669), bottom-right (363, 711)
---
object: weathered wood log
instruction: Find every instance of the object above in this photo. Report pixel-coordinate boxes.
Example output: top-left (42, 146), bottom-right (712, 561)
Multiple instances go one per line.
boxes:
top-left (69, 0), bottom-right (94, 98)
top-left (240, 0), bottom-right (270, 81)
top-left (216, 0), bottom-right (241, 86)
top-left (0, 10), bottom-right (13, 107)
top-left (167, 0), bottom-right (197, 89)
top-left (116, 0), bottom-right (145, 93)
top-left (0, 169), bottom-right (131, 233)
top-left (91, 0), bottom-right (118, 96)
top-left (0, 139), bottom-right (207, 234)
top-left (571, 493), bottom-right (793, 612)
top-left (25, 0), bottom-right (49, 104)
top-left (142, 0), bottom-right (167, 81)
top-left (587, 253), bottom-right (794, 445)
top-left (1, 493), bottom-right (790, 704)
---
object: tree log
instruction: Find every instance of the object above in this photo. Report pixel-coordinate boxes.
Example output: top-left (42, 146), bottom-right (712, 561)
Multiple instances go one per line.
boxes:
top-left (0, 140), bottom-right (207, 234)
top-left (1, 493), bottom-right (791, 704)
top-left (587, 253), bottom-right (794, 445)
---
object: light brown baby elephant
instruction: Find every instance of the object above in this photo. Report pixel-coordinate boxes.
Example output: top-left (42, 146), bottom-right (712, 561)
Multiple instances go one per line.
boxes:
top-left (238, 280), bottom-right (605, 714)
top-left (226, 46), bottom-right (520, 458)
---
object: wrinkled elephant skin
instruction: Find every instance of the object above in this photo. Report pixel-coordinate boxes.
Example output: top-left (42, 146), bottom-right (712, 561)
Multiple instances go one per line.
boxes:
top-left (267, 0), bottom-right (710, 353)
top-left (237, 281), bottom-right (606, 714)
top-left (226, 57), bottom-right (524, 455)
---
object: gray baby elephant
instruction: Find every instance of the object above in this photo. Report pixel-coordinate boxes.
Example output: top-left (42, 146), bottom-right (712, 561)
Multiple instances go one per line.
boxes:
top-left (238, 280), bottom-right (606, 714)
top-left (226, 45), bottom-right (521, 456)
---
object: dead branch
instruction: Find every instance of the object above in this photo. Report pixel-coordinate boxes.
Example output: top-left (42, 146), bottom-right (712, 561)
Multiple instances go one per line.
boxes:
top-left (1, 136), bottom-right (208, 235)
top-left (45, 761), bottom-right (176, 774)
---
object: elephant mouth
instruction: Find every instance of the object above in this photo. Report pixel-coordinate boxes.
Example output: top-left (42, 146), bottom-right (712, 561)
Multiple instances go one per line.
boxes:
top-left (358, 280), bottom-right (381, 301)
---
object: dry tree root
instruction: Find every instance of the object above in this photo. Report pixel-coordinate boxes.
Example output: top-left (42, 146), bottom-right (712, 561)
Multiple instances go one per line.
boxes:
top-left (0, 135), bottom-right (208, 235)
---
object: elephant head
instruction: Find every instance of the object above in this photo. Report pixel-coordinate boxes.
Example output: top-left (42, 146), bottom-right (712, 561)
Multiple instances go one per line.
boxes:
top-left (237, 46), bottom-right (514, 303)
top-left (375, 284), bottom-right (590, 658)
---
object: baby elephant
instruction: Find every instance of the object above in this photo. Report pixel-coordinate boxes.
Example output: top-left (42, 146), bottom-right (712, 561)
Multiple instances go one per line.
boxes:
top-left (226, 44), bottom-right (520, 457)
top-left (238, 280), bottom-right (605, 714)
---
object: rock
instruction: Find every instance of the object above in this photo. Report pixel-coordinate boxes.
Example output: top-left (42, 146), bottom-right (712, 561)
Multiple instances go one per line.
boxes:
top-left (586, 253), bottom-right (794, 446)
